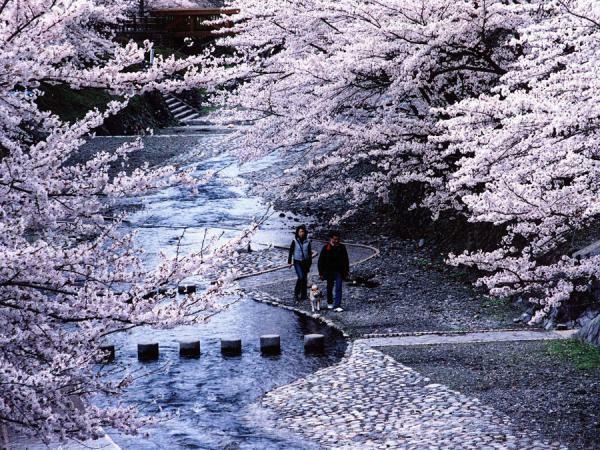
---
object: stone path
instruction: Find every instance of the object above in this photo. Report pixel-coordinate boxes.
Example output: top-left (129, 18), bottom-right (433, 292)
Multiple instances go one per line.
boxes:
top-left (259, 342), bottom-right (566, 450)
top-left (358, 329), bottom-right (578, 348)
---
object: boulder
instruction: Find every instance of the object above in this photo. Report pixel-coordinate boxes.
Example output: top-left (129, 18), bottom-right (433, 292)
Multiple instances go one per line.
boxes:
top-left (577, 314), bottom-right (600, 347)
top-left (576, 308), bottom-right (600, 328)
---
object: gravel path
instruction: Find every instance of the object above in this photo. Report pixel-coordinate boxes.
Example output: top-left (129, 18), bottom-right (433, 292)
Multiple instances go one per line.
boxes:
top-left (382, 341), bottom-right (600, 450)
top-left (253, 237), bottom-right (529, 338)
top-left (239, 240), bottom-right (376, 291)
top-left (358, 329), bottom-right (576, 347)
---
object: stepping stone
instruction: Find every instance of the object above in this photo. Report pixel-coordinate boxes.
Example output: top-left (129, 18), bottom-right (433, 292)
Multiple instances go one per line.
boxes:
top-left (99, 345), bottom-right (115, 363)
top-left (260, 334), bottom-right (281, 355)
top-left (221, 338), bottom-right (242, 356)
top-left (304, 334), bottom-right (325, 354)
top-left (138, 343), bottom-right (159, 361)
top-left (180, 341), bottom-right (201, 358)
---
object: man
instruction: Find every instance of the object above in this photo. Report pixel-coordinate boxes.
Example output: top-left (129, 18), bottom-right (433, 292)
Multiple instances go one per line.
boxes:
top-left (317, 231), bottom-right (350, 312)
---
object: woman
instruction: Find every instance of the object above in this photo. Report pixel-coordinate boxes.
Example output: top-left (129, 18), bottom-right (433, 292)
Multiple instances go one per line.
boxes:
top-left (288, 224), bottom-right (312, 302)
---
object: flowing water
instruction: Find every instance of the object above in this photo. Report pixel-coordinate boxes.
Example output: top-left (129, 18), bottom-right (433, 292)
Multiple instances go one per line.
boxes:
top-left (88, 129), bottom-right (346, 449)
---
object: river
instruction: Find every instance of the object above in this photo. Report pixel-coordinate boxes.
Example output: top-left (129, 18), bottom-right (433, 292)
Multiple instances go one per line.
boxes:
top-left (88, 127), bottom-right (346, 449)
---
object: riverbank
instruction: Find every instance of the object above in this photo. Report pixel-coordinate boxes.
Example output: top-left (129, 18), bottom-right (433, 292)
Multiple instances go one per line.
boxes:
top-left (241, 160), bottom-right (600, 450)
top-left (255, 232), bottom-right (529, 338)
top-left (249, 228), bottom-right (600, 449)
top-left (38, 85), bottom-right (177, 135)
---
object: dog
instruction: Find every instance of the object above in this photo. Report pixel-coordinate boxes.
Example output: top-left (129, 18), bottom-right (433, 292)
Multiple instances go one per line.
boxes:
top-left (309, 284), bottom-right (323, 313)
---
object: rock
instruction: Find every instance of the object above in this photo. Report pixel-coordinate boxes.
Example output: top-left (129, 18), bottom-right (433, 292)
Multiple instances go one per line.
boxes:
top-left (577, 314), bottom-right (600, 347)
top-left (99, 345), bottom-right (115, 363)
top-left (304, 334), bottom-right (325, 354)
top-left (180, 341), bottom-right (201, 358)
top-left (576, 308), bottom-right (600, 328)
top-left (221, 338), bottom-right (242, 356)
top-left (260, 334), bottom-right (281, 355)
top-left (178, 285), bottom-right (197, 294)
top-left (347, 270), bottom-right (380, 288)
top-left (158, 286), bottom-right (176, 297)
top-left (519, 311), bottom-right (532, 323)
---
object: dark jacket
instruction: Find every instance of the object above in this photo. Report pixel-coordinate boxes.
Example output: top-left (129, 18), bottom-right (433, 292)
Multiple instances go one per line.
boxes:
top-left (318, 243), bottom-right (350, 277)
top-left (288, 238), bottom-right (313, 265)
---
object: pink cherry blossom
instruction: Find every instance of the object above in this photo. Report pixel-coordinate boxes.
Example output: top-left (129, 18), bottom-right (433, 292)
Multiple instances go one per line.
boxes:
top-left (0, 0), bottom-right (244, 443)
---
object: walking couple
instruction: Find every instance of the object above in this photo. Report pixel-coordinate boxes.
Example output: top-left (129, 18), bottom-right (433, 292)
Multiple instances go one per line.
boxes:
top-left (287, 225), bottom-right (350, 312)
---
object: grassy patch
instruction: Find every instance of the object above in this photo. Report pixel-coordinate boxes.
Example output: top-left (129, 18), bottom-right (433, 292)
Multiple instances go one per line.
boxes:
top-left (546, 340), bottom-right (600, 371)
top-left (412, 256), bottom-right (431, 268)
top-left (447, 268), bottom-right (469, 282)
top-left (37, 83), bottom-right (118, 123)
top-left (199, 104), bottom-right (219, 114)
top-left (481, 296), bottom-right (509, 311)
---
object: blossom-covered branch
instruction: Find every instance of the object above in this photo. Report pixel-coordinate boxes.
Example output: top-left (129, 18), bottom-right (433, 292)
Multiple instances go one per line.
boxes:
top-left (0, 0), bottom-right (238, 443)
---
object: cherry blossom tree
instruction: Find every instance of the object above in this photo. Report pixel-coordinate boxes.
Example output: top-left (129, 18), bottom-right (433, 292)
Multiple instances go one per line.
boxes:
top-left (213, 0), bottom-right (526, 213)
top-left (441, 0), bottom-right (600, 322)
top-left (146, 0), bottom-right (223, 8)
top-left (0, 0), bottom-right (239, 444)
top-left (210, 0), bottom-right (598, 320)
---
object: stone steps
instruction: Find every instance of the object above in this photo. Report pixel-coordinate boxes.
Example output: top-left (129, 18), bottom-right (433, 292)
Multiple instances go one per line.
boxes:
top-left (163, 94), bottom-right (204, 125)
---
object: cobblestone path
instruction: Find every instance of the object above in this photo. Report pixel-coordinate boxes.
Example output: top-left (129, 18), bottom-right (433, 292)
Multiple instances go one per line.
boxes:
top-left (229, 247), bottom-right (288, 277)
top-left (258, 342), bottom-right (566, 450)
top-left (241, 242), bottom-right (570, 449)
